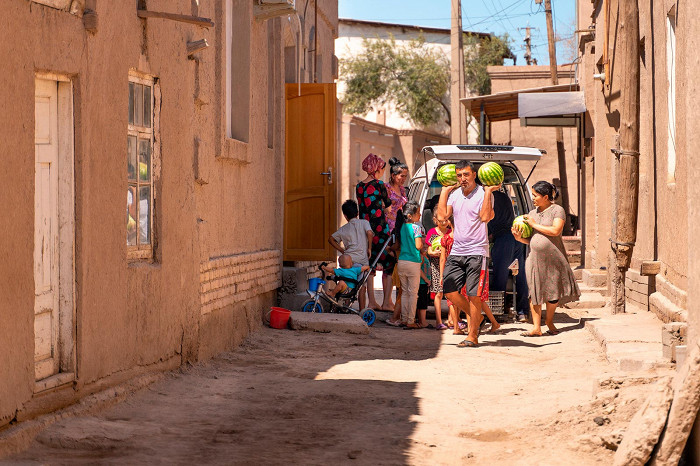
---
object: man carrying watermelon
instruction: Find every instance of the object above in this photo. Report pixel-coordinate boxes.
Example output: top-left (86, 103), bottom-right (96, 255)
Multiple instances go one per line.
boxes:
top-left (436, 160), bottom-right (500, 348)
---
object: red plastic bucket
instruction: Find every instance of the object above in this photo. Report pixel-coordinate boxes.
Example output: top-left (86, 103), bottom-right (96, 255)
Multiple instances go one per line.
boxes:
top-left (269, 307), bottom-right (291, 329)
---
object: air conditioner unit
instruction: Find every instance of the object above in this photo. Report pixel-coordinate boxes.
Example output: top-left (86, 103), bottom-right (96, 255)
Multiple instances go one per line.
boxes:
top-left (254, 0), bottom-right (296, 20)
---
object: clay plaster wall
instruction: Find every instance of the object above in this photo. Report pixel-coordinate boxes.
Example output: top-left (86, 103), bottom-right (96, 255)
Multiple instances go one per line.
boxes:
top-left (579, 0), bottom-right (687, 316)
top-left (488, 66), bottom-right (579, 219)
top-left (0, 0), bottom-right (334, 428)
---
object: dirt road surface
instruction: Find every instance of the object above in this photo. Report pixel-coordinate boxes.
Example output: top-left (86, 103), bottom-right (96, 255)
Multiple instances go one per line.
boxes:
top-left (2, 308), bottom-right (665, 465)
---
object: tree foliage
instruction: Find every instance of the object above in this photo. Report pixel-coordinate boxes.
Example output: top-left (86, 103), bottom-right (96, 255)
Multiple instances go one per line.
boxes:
top-left (464, 33), bottom-right (514, 96)
top-left (340, 33), bottom-right (513, 127)
top-left (341, 36), bottom-right (450, 127)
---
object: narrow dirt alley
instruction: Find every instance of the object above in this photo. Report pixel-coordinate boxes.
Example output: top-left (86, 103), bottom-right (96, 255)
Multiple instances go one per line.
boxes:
top-left (2, 308), bottom-right (665, 465)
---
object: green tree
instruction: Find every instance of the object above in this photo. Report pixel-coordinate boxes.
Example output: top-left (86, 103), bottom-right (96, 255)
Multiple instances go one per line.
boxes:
top-left (340, 33), bottom-right (512, 128)
top-left (463, 33), bottom-right (514, 96)
top-left (341, 36), bottom-right (451, 126)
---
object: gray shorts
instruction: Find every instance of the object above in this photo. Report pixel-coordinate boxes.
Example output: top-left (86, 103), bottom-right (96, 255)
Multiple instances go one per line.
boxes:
top-left (442, 255), bottom-right (484, 296)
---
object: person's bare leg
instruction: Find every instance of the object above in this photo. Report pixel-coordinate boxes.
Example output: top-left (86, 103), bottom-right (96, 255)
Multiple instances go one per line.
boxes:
top-left (545, 301), bottom-right (559, 334)
top-left (433, 292), bottom-right (443, 325)
top-left (392, 288), bottom-right (402, 322)
top-left (449, 305), bottom-right (462, 334)
top-left (381, 271), bottom-right (395, 310)
top-left (524, 302), bottom-right (543, 336)
top-left (447, 291), bottom-right (480, 344)
top-left (328, 281), bottom-right (347, 298)
top-left (418, 308), bottom-right (427, 327)
top-left (358, 284), bottom-right (367, 310)
top-left (482, 302), bottom-right (500, 332)
top-left (366, 272), bottom-right (380, 309)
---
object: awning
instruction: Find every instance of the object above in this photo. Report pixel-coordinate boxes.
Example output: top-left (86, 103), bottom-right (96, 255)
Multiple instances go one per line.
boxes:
top-left (461, 83), bottom-right (581, 123)
top-left (518, 92), bottom-right (585, 117)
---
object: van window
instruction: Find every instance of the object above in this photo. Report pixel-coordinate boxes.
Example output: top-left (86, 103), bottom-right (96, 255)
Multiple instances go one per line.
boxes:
top-left (408, 181), bottom-right (424, 202)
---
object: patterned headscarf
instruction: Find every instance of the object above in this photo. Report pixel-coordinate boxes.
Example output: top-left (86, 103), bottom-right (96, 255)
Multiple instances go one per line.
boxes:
top-left (361, 153), bottom-right (385, 176)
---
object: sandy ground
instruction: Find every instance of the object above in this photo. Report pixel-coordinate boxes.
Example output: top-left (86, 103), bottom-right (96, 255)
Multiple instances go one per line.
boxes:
top-left (1, 302), bottom-right (670, 465)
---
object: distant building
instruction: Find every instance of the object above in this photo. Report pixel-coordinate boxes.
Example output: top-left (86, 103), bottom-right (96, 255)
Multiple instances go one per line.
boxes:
top-left (337, 18), bottom-right (490, 139)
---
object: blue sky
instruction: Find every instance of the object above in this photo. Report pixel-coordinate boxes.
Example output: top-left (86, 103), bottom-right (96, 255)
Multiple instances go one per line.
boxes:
top-left (339, 0), bottom-right (577, 66)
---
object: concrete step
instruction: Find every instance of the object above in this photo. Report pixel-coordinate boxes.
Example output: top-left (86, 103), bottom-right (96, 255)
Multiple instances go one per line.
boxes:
top-left (579, 284), bottom-right (609, 297)
top-left (585, 311), bottom-right (672, 371)
top-left (288, 311), bottom-right (370, 334)
top-left (567, 250), bottom-right (581, 266)
top-left (564, 291), bottom-right (607, 309)
top-left (562, 235), bottom-right (581, 252)
top-left (582, 268), bottom-right (607, 288)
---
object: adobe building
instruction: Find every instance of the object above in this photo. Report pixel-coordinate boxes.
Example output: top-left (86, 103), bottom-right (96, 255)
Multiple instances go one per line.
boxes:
top-left (0, 0), bottom-right (338, 430)
top-left (462, 65), bottom-right (581, 231)
top-left (577, 0), bottom-right (699, 458)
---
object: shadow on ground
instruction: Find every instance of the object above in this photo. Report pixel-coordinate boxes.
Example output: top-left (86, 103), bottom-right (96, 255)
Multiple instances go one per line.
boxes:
top-left (4, 323), bottom-right (443, 465)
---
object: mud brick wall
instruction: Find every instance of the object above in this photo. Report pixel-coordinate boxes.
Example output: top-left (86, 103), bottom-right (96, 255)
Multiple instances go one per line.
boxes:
top-left (200, 250), bottom-right (282, 315)
top-left (625, 269), bottom-right (651, 310)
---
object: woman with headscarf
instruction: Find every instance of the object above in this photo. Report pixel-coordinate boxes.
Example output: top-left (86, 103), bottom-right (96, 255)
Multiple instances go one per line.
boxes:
top-left (356, 153), bottom-right (395, 311)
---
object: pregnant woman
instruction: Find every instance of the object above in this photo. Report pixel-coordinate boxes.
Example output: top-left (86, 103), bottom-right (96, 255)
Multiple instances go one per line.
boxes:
top-left (513, 181), bottom-right (580, 337)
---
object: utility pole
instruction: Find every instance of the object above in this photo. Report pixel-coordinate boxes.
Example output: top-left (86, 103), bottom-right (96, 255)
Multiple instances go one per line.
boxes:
top-left (520, 27), bottom-right (535, 65)
top-left (543, 0), bottom-right (572, 231)
top-left (450, 0), bottom-right (467, 144)
top-left (610, 0), bottom-right (641, 313)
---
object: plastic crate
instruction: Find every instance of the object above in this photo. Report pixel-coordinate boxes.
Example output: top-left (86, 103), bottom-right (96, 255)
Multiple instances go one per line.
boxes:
top-left (487, 291), bottom-right (506, 315)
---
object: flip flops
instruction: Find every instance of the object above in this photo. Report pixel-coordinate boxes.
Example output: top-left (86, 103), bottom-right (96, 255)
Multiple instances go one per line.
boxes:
top-left (457, 339), bottom-right (478, 348)
top-left (520, 331), bottom-right (542, 337)
top-left (436, 323), bottom-right (448, 330)
top-left (546, 330), bottom-right (560, 335)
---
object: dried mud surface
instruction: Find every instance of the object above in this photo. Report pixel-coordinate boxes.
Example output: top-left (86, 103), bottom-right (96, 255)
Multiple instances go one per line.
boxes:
top-left (3, 309), bottom-right (667, 465)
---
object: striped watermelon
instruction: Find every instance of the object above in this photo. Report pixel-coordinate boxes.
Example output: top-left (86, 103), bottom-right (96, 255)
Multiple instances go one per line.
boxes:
top-left (478, 162), bottom-right (504, 186)
top-left (429, 235), bottom-right (442, 253)
top-left (512, 215), bottom-right (533, 238)
top-left (436, 164), bottom-right (457, 186)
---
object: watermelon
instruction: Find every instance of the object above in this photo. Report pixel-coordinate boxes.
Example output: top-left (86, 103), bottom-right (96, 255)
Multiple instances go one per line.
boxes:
top-left (478, 162), bottom-right (504, 186)
top-left (512, 215), bottom-right (533, 238)
top-left (436, 164), bottom-right (457, 186)
top-left (429, 235), bottom-right (442, 253)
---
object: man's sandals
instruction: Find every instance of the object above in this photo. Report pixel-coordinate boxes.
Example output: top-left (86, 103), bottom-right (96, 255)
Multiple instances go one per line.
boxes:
top-left (457, 339), bottom-right (478, 348)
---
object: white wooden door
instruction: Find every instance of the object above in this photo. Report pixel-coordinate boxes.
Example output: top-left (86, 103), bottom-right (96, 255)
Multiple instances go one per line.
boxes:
top-left (34, 78), bottom-right (60, 381)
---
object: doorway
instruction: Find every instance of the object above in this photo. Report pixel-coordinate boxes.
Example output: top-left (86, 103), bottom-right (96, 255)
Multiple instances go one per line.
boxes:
top-left (34, 76), bottom-right (75, 389)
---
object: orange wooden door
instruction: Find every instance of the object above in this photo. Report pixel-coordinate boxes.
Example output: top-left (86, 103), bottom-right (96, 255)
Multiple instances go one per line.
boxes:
top-left (284, 83), bottom-right (337, 261)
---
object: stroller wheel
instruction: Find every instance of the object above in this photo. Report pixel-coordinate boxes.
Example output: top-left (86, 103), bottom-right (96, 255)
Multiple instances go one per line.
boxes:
top-left (302, 299), bottom-right (323, 313)
top-left (360, 308), bottom-right (376, 326)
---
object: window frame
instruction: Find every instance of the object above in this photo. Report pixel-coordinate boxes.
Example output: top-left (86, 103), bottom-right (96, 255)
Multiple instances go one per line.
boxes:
top-left (127, 74), bottom-right (156, 261)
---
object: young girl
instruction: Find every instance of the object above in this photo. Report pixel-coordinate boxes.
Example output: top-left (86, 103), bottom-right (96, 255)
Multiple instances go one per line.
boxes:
top-left (440, 219), bottom-right (500, 335)
top-left (416, 244), bottom-right (432, 328)
top-left (426, 213), bottom-right (452, 330)
top-left (396, 201), bottom-right (424, 329)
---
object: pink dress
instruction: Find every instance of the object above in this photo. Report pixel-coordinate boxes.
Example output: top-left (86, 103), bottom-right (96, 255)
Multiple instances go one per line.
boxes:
top-left (386, 185), bottom-right (407, 232)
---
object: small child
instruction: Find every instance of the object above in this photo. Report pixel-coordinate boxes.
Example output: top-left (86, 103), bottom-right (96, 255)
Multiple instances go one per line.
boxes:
top-left (416, 244), bottom-right (432, 328)
top-left (320, 254), bottom-right (370, 298)
top-left (396, 201), bottom-right (424, 329)
top-left (328, 200), bottom-right (374, 309)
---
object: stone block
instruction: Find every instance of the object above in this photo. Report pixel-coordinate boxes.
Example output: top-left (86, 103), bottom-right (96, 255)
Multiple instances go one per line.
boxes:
top-left (613, 377), bottom-right (673, 466)
top-left (651, 342), bottom-right (700, 465)
top-left (583, 268), bottom-right (607, 288)
top-left (288, 311), bottom-right (370, 334)
top-left (661, 323), bottom-right (688, 361)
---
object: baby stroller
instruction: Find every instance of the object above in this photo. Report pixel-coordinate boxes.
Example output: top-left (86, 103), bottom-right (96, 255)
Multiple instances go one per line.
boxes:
top-left (301, 235), bottom-right (395, 327)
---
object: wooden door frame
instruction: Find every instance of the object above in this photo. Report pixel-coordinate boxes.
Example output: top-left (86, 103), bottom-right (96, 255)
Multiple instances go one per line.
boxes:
top-left (283, 83), bottom-right (337, 261)
top-left (34, 73), bottom-right (76, 392)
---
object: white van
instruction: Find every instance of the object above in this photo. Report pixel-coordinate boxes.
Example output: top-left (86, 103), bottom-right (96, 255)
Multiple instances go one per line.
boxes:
top-left (407, 144), bottom-right (545, 317)
top-left (407, 144), bottom-right (544, 232)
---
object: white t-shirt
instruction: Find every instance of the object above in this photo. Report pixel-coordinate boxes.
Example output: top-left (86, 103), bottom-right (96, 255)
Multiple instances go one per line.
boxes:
top-left (331, 218), bottom-right (372, 266)
top-left (448, 185), bottom-right (491, 256)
